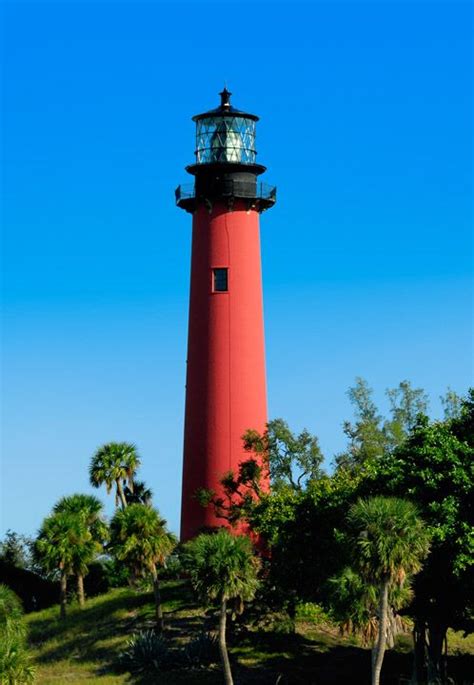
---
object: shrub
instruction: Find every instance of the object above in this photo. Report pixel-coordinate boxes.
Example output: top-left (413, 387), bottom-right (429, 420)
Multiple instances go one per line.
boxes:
top-left (101, 557), bottom-right (132, 588)
top-left (296, 602), bottom-right (331, 624)
top-left (0, 638), bottom-right (36, 685)
top-left (184, 632), bottom-right (220, 667)
top-left (119, 630), bottom-right (171, 673)
top-left (0, 585), bottom-right (35, 684)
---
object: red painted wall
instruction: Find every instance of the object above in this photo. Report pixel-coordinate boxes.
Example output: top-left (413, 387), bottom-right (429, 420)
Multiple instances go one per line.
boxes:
top-left (180, 200), bottom-right (268, 541)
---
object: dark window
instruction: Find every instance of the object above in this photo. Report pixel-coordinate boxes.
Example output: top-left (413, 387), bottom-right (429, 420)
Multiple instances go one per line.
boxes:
top-left (213, 268), bottom-right (228, 292)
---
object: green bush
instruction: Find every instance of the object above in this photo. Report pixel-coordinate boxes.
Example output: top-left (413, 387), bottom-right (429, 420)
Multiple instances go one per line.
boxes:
top-left (184, 632), bottom-right (220, 667)
top-left (160, 553), bottom-right (183, 580)
top-left (101, 557), bottom-right (132, 588)
top-left (0, 585), bottom-right (35, 684)
top-left (296, 602), bottom-right (331, 624)
top-left (0, 638), bottom-right (36, 685)
top-left (119, 630), bottom-right (171, 673)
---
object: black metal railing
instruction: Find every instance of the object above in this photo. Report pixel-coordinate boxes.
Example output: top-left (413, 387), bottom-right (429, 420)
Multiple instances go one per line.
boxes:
top-left (175, 181), bottom-right (276, 205)
top-left (175, 184), bottom-right (195, 203)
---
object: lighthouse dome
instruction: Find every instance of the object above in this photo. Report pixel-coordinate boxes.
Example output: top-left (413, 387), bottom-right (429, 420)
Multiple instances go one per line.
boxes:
top-left (192, 89), bottom-right (258, 165)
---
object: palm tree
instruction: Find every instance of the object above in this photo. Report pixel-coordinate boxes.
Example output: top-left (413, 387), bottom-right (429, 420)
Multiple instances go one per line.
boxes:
top-left (35, 512), bottom-right (85, 619)
top-left (329, 566), bottom-right (413, 649)
top-left (108, 504), bottom-right (176, 632)
top-left (123, 479), bottom-right (153, 506)
top-left (53, 494), bottom-right (108, 607)
top-left (89, 442), bottom-right (141, 509)
top-left (184, 529), bottom-right (260, 685)
top-left (347, 496), bottom-right (430, 685)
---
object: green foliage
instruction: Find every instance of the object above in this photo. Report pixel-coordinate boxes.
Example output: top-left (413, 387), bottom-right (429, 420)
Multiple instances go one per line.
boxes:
top-left (250, 471), bottom-right (362, 612)
top-left (100, 557), bottom-right (132, 588)
top-left (0, 640), bottom-right (36, 685)
top-left (243, 418), bottom-right (324, 491)
top-left (365, 397), bottom-right (474, 666)
top-left (330, 497), bottom-right (430, 684)
top-left (197, 419), bottom-right (323, 529)
top-left (184, 632), bottom-right (220, 667)
top-left (0, 531), bottom-right (33, 570)
top-left (384, 380), bottom-right (429, 448)
top-left (328, 497), bottom-right (430, 646)
top-left (34, 511), bottom-right (85, 579)
top-left (109, 504), bottom-right (176, 579)
top-left (347, 496), bottom-right (430, 585)
top-left (0, 585), bottom-right (35, 684)
top-left (53, 494), bottom-right (108, 578)
top-left (328, 567), bottom-right (412, 646)
top-left (440, 388), bottom-right (463, 420)
top-left (195, 459), bottom-right (263, 526)
top-left (119, 630), bottom-right (171, 673)
top-left (184, 529), bottom-right (260, 607)
top-left (159, 553), bottom-right (183, 581)
top-left (0, 584), bottom-right (26, 641)
top-left (335, 377), bottom-right (386, 469)
top-left (295, 602), bottom-right (331, 624)
top-left (336, 377), bottom-right (429, 469)
top-left (20, 583), bottom-right (474, 684)
top-left (89, 442), bottom-right (141, 508)
top-left (123, 479), bottom-right (153, 506)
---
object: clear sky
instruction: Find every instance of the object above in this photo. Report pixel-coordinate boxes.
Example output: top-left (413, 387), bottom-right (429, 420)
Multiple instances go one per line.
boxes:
top-left (1, 0), bottom-right (472, 538)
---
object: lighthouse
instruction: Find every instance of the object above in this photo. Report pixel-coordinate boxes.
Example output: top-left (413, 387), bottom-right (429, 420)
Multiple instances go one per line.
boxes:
top-left (176, 89), bottom-right (276, 541)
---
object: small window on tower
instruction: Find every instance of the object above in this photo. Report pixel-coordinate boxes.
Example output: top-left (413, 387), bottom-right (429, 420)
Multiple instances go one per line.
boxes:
top-left (213, 268), bottom-right (228, 292)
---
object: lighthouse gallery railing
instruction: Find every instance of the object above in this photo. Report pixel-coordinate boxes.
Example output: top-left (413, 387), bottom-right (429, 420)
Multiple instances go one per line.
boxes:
top-left (175, 181), bottom-right (277, 205)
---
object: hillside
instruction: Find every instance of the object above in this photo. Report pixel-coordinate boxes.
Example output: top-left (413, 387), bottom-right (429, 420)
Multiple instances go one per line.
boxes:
top-left (25, 581), bottom-right (474, 684)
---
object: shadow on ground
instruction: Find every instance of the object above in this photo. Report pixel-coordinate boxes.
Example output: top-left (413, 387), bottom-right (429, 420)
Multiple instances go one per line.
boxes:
top-left (27, 583), bottom-right (474, 685)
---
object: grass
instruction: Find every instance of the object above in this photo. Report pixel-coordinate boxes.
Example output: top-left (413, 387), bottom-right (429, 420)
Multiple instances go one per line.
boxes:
top-left (25, 583), bottom-right (474, 684)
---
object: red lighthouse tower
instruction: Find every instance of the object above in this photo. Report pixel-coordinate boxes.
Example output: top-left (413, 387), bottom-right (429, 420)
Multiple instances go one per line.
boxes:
top-left (176, 89), bottom-right (276, 541)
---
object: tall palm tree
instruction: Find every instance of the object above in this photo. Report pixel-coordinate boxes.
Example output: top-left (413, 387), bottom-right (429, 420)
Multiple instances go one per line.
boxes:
top-left (35, 512), bottom-right (86, 619)
top-left (184, 529), bottom-right (260, 685)
top-left (347, 496), bottom-right (430, 685)
top-left (53, 494), bottom-right (108, 607)
top-left (108, 504), bottom-right (176, 632)
top-left (89, 442), bottom-right (141, 509)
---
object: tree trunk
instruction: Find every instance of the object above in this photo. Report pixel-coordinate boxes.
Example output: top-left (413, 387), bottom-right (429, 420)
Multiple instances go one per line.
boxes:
top-left (372, 580), bottom-right (389, 685)
top-left (287, 593), bottom-right (297, 634)
top-left (116, 479), bottom-right (127, 509)
top-left (77, 573), bottom-right (85, 608)
top-left (59, 570), bottom-right (67, 620)
top-left (152, 566), bottom-right (164, 633)
top-left (411, 620), bottom-right (427, 684)
top-left (219, 597), bottom-right (233, 685)
top-left (427, 623), bottom-right (447, 684)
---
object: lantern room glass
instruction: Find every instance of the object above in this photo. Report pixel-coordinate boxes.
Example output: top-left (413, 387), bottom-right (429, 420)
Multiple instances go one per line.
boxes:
top-left (195, 116), bottom-right (257, 164)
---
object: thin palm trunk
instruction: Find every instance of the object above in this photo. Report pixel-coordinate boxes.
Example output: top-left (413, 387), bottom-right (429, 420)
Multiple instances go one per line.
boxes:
top-left (372, 579), bottom-right (389, 685)
top-left (151, 565), bottom-right (164, 633)
top-left (411, 620), bottom-right (426, 684)
top-left (59, 569), bottom-right (67, 620)
top-left (115, 479), bottom-right (127, 509)
top-left (77, 573), bottom-right (85, 608)
top-left (219, 597), bottom-right (233, 685)
top-left (427, 623), bottom-right (448, 684)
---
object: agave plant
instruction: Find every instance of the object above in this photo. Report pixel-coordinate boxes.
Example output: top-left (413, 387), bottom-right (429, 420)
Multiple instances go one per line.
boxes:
top-left (184, 632), bottom-right (220, 667)
top-left (119, 630), bottom-right (170, 673)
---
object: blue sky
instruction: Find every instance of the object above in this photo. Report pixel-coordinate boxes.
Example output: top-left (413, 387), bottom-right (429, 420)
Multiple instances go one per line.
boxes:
top-left (2, 0), bottom-right (472, 537)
